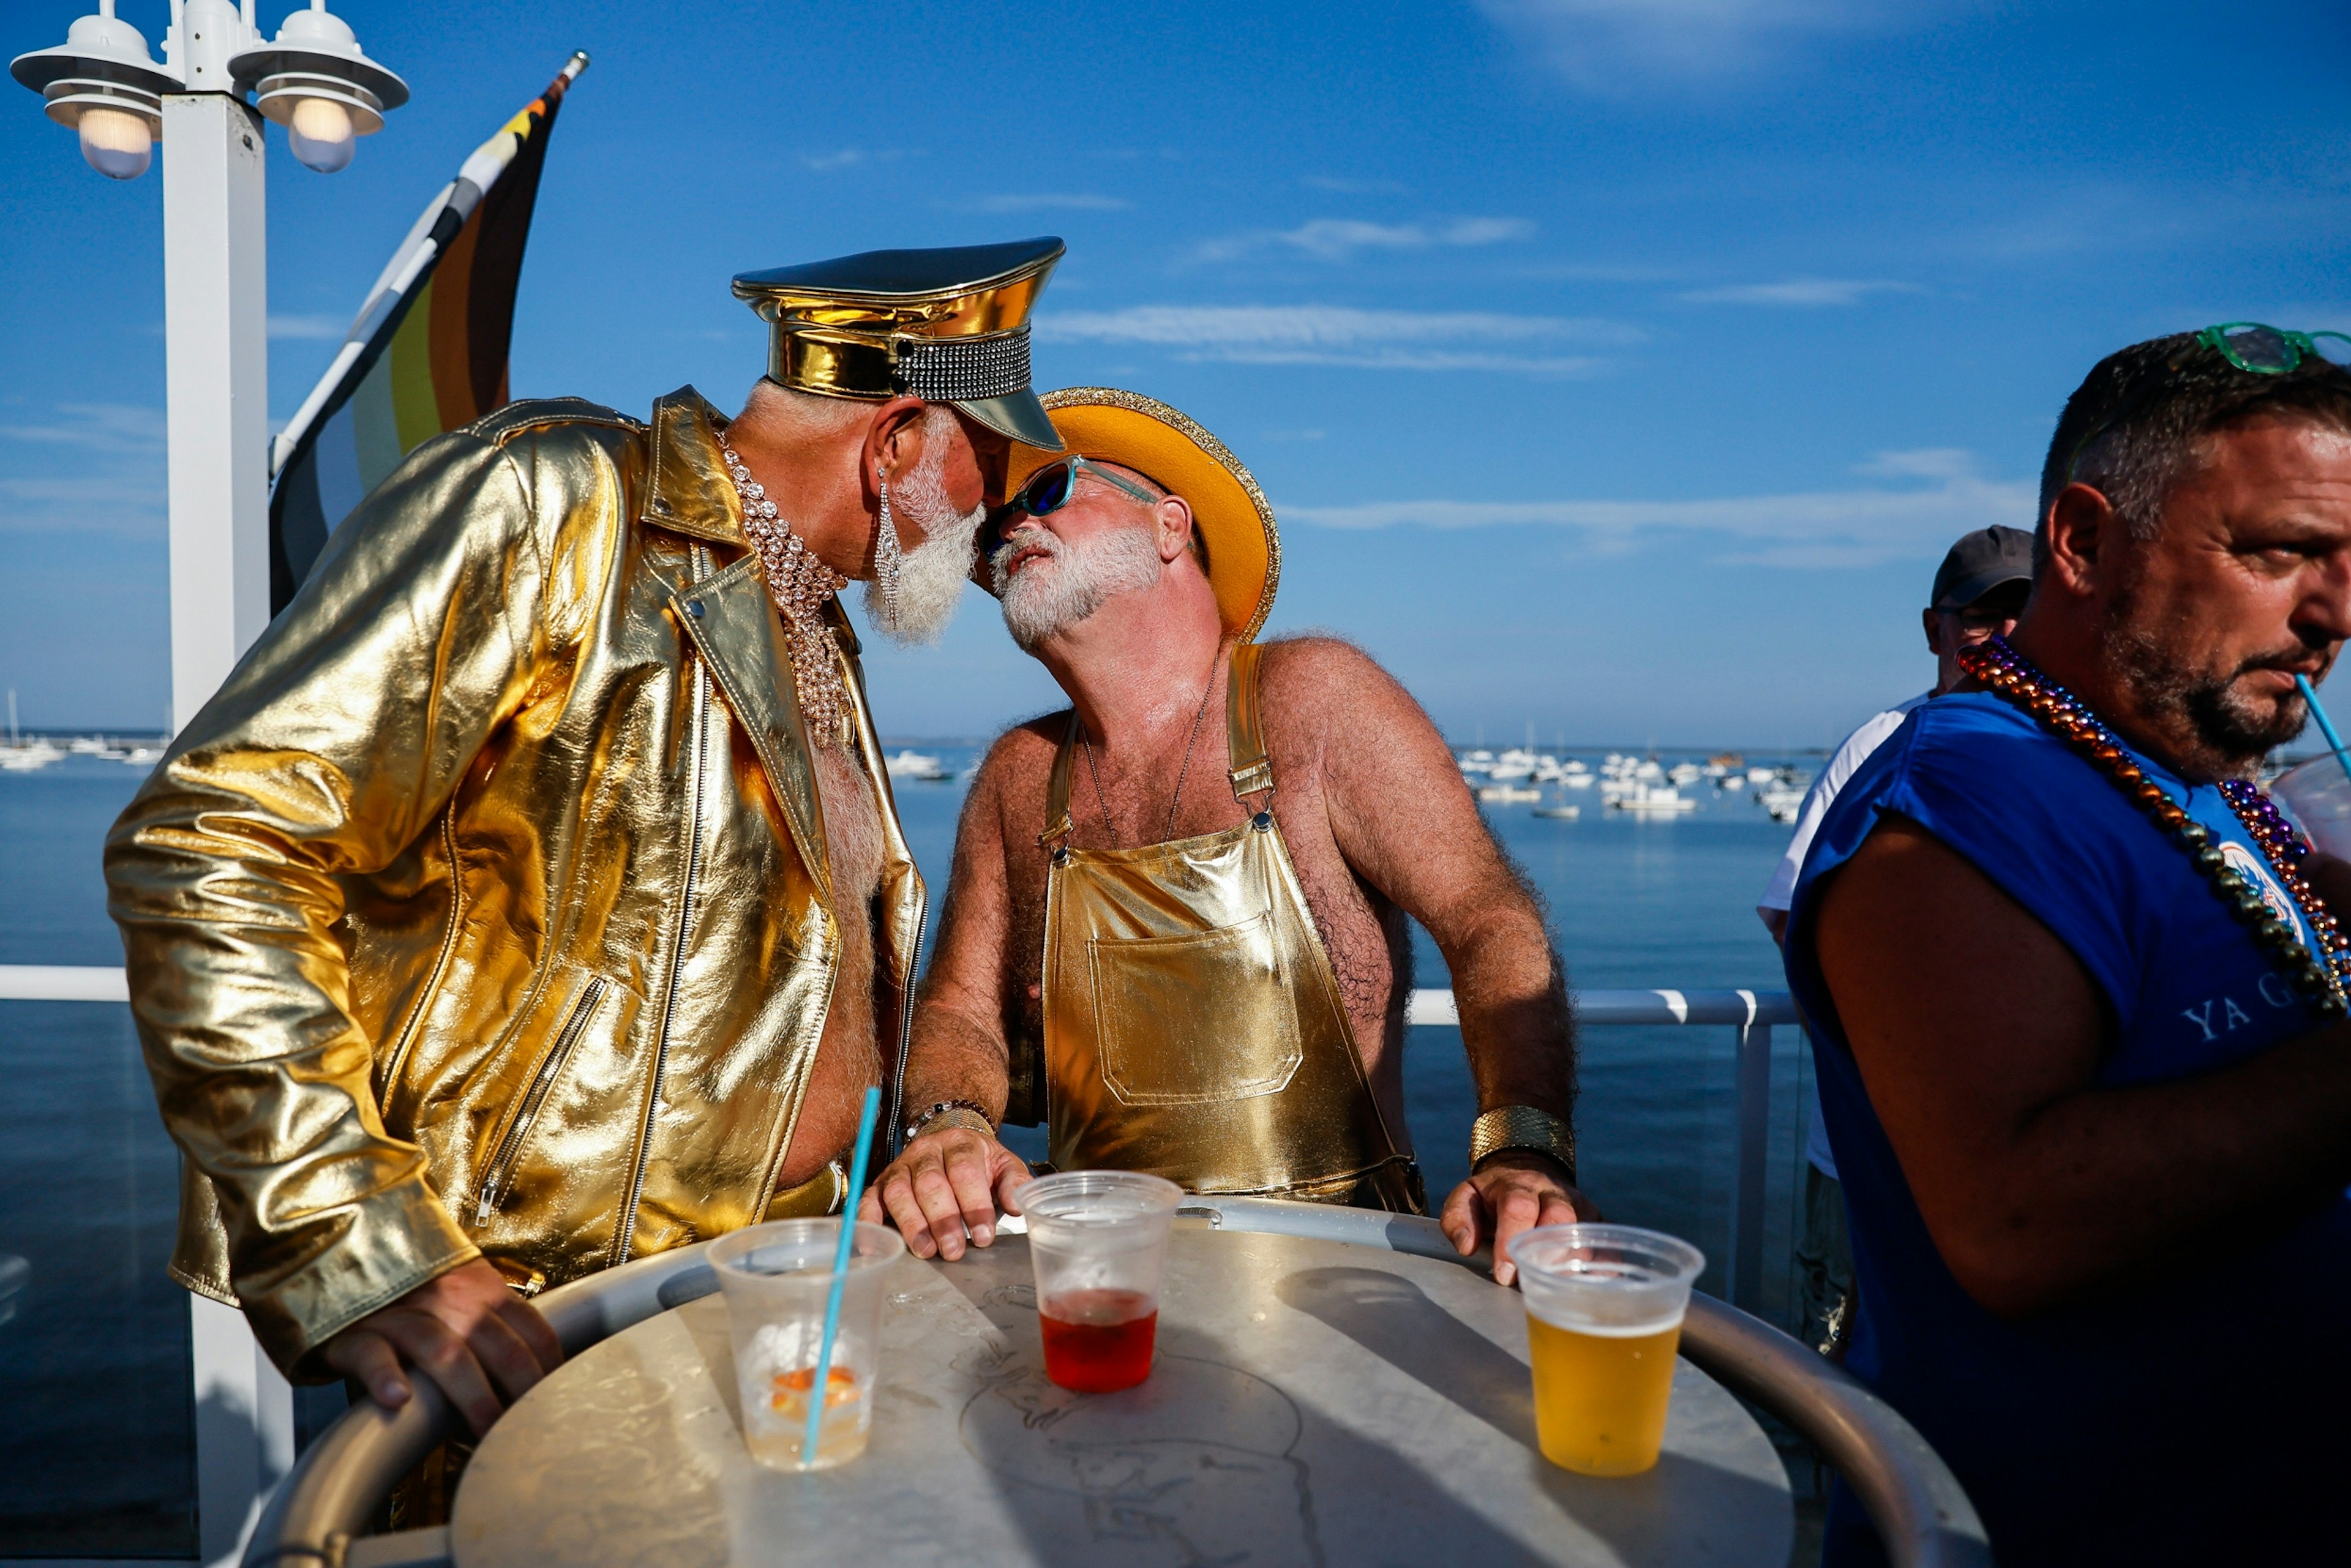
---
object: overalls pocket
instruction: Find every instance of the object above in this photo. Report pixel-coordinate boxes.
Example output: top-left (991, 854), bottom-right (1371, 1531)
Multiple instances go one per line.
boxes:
top-left (1087, 912), bottom-right (1304, 1107)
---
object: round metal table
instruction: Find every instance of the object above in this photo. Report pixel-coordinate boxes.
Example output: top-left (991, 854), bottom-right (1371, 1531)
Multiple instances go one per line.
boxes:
top-left (451, 1223), bottom-right (1792, 1567)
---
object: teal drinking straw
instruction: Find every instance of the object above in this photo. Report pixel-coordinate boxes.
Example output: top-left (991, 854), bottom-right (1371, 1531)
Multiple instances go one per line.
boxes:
top-left (2295, 675), bottom-right (2351, 789)
top-left (804, 1084), bottom-right (882, 1466)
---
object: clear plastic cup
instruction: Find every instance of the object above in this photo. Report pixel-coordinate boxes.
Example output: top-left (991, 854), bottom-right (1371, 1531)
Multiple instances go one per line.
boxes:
top-left (1013, 1171), bottom-right (1183, 1392)
top-left (708, 1218), bottom-right (904, 1470)
top-left (1506, 1223), bottom-right (1706, 1477)
top-left (2268, 756), bottom-right (2351, 861)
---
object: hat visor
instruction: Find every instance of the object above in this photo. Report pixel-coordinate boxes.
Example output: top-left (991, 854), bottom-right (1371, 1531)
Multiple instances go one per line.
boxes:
top-left (1932, 563), bottom-right (2033, 612)
top-left (954, 388), bottom-right (1065, 453)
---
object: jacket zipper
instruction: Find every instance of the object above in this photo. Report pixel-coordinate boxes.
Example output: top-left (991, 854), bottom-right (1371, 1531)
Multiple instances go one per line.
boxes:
top-left (885, 891), bottom-right (928, 1160)
top-left (474, 976), bottom-right (609, 1226)
top-left (616, 648), bottom-right (709, 1263)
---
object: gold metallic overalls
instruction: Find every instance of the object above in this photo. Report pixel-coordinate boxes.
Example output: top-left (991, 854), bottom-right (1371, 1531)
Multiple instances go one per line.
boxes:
top-left (1037, 643), bottom-right (1423, 1212)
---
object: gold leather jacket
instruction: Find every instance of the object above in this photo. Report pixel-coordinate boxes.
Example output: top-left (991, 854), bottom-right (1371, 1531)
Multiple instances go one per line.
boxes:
top-left (104, 388), bottom-right (924, 1376)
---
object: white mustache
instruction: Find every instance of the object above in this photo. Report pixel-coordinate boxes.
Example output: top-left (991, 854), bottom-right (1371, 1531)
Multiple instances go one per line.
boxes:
top-left (991, 526), bottom-right (1064, 592)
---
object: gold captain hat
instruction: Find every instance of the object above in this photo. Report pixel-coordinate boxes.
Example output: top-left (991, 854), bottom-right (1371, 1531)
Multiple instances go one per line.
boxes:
top-left (1005, 387), bottom-right (1281, 642)
top-left (732, 236), bottom-right (1066, 452)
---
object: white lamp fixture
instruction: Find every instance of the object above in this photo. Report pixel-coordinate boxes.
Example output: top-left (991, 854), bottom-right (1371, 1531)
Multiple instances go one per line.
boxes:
top-left (9, 1), bottom-right (176, 179)
top-left (230, 0), bottom-right (407, 173)
top-left (11, 1), bottom-right (408, 178)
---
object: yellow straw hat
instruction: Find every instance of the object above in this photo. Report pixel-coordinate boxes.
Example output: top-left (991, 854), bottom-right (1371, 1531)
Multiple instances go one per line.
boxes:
top-left (1003, 387), bottom-right (1281, 643)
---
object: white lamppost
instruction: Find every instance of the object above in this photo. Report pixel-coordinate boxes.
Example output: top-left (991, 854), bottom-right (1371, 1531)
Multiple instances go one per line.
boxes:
top-left (12, 0), bottom-right (406, 735)
top-left (11, 9), bottom-right (405, 1561)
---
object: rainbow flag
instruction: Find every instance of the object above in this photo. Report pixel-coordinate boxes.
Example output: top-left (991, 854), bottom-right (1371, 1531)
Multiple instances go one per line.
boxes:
top-left (269, 52), bottom-right (588, 613)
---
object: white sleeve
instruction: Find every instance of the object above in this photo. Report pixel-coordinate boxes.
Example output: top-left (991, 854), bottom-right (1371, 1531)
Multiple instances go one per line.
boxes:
top-left (1756, 702), bottom-right (1923, 916)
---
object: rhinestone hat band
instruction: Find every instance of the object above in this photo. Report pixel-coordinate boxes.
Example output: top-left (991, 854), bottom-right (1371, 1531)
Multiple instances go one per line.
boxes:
top-left (718, 443), bottom-right (854, 749)
top-left (894, 328), bottom-right (1030, 403)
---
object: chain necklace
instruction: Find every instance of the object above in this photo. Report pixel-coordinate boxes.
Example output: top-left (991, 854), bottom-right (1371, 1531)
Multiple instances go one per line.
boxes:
top-left (1959, 636), bottom-right (2351, 1017)
top-left (718, 443), bottom-right (853, 748)
top-left (1079, 651), bottom-right (1222, 844)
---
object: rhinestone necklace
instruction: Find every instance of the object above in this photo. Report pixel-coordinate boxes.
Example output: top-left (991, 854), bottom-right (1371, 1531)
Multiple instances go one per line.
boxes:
top-left (718, 443), bottom-right (853, 748)
top-left (1960, 636), bottom-right (2351, 1018)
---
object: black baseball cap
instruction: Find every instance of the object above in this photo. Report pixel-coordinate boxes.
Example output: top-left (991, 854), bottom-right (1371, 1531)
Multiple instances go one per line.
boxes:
top-left (1929, 526), bottom-right (2036, 612)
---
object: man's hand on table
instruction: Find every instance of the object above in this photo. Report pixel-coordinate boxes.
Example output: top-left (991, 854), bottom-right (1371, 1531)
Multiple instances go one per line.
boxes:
top-left (319, 1258), bottom-right (564, 1438)
top-left (863, 1126), bottom-right (1032, 1261)
top-left (1442, 1153), bottom-right (1599, 1288)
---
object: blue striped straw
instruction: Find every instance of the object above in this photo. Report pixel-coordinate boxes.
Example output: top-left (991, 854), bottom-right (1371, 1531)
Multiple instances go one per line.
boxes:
top-left (804, 1084), bottom-right (882, 1466)
top-left (2296, 675), bottom-right (2351, 789)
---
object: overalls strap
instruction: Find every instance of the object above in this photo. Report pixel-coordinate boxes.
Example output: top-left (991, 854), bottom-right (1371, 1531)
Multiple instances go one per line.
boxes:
top-left (1038, 711), bottom-right (1079, 850)
top-left (1226, 641), bottom-right (1275, 805)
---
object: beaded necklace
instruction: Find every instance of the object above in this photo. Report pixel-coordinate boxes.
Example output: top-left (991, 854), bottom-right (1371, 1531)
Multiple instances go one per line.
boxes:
top-left (1959, 636), bottom-right (2351, 1018)
top-left (717, 442), bottom-right (853, 748)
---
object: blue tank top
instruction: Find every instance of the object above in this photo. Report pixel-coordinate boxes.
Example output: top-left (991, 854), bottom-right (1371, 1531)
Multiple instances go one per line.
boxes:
top-left (1785, 693), bottom-right (2351, 1567)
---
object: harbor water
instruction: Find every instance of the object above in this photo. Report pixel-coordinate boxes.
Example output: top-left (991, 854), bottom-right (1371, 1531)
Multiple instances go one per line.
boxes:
top-left (0, 743), bottom-right (1817, 1555)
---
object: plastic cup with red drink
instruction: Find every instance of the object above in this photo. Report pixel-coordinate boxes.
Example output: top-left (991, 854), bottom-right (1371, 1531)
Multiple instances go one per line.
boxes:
top-left (1013, 1171), bottom-right (1182, 1393)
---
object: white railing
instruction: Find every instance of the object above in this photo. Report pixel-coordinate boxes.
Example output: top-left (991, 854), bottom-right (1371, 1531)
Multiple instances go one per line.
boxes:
top-left (1, 969), bottom-right (1802, 1564)
top-left (1, 968), bottom-right (1801, 1312)
top-left (0, 962), bottom-right (130, 1002)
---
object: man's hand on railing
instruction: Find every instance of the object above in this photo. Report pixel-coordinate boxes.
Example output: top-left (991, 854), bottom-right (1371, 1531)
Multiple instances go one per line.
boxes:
top-left (319, 1257), bottom-right (565, 1438)
top-left (861, 1126), bottom-right (1033, 1262)
top-left (1441, 1153), bottom-right (1599, 1288)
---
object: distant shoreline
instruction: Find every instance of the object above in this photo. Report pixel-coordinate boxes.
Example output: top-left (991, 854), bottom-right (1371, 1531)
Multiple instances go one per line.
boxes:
top-left (6, 731), bottom-right (2341, 773)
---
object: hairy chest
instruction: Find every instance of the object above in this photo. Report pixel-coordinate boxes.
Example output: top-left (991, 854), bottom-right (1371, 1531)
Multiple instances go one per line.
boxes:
top-left (814, 745), bottom-right (885, 947)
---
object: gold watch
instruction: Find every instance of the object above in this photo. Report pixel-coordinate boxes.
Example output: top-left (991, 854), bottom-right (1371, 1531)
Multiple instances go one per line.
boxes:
top-left (1469, 1105), bottom-right (1577, 1185)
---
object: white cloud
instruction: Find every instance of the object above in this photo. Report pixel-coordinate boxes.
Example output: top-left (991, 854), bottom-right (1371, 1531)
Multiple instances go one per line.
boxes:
top-left (1036, 304), bottom-right (1637, 372)
top-left (1676, 277), bottom-right (1924, 307)
top-left (0, 475), bottom-right (166, 537)
top-left (267, 313), bottom-right (347, 340)
top-left (0, 403), bottom-right (166, 537)
top-left (1196, 216), bottom-right (1534, 263)
top-left (950, 192), bottom-right (1133, 214)
top-left (1302, 176), bottom-right (1412, 195)
top-left (1475, 0), bottom-right (1914, 90)
top-left (801, 148), bottom-right (920, 172)
top-left (1284, 449), bottom-right (2033, 566)
top-left (0, 402), bottom-right (165, 455)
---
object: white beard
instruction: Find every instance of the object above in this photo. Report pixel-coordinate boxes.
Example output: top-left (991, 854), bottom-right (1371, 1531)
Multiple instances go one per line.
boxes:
top-left (994, 523), bottom-right (1166, 651)
top-left (864, 415), bottom-right (985, 646)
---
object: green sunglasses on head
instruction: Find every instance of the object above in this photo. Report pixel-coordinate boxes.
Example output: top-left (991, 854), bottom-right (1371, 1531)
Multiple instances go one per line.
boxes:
top-left (2062, 321), bottom-right (2351, 484)
top-left (2196, 322), bottom-right (2351, 376)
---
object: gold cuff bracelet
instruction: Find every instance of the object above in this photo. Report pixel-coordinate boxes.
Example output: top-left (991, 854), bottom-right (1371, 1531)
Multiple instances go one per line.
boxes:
top-left (1468, 1105), bottom-right (1578, 1184)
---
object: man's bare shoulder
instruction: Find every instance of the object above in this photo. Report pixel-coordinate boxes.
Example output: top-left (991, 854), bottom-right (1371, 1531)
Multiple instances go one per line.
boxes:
top-left (1820, 812), bottom-right (2009, 926)
top-left (1256, 635), bottom-right (1430, 738)
top-left (1258, 633), bottom-right (1394, 686)
top-left (966, 714), bottom-right (1074, 813)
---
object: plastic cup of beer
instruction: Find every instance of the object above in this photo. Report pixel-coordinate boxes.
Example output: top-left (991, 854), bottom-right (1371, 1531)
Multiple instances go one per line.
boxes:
top-left (708, 1218), bottom-right (904, 1471)
top-left (1013, 1171), bottom-right (1183, 1393)
top-left (1506, 1223), bottom-right (1706, 1477)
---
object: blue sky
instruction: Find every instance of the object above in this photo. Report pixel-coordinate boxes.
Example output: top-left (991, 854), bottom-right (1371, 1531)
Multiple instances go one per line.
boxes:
top-left (4, 0), bottom-right (2349, 744)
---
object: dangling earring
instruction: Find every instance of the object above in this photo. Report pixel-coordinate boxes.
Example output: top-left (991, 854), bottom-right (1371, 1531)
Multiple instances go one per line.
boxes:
top-left (874, 470), bottom-right (904, 629)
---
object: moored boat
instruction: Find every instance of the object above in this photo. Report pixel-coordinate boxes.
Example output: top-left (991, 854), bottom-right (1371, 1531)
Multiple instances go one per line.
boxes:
top-left (1612, 784), bottom-right (1698, 814)
top-left (884, 749), bottom-right (955, 782)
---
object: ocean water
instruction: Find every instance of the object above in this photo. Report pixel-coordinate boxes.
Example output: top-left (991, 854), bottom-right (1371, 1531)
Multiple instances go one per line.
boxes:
top-left (0, 744), bottom-right (1812, 1555)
